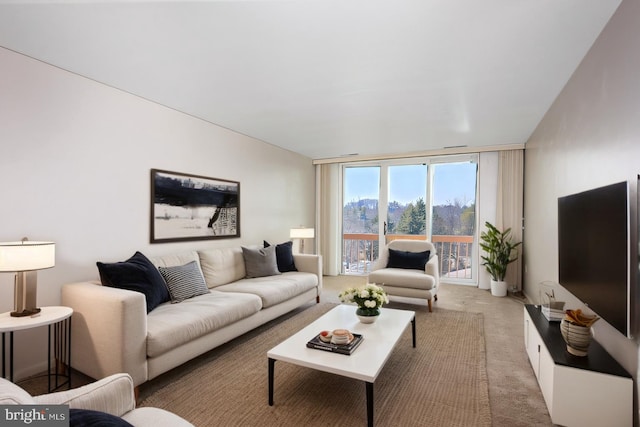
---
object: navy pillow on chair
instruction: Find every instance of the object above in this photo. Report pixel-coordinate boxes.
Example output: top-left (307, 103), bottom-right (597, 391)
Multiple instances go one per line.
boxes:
top-left (70, 409), bottom-right (133, 427)
top-left (97, 251), bottom-right (170, 313)
top-left (387, 248), bottom-right (430, 270)
top-left (264, 240), bottom-right (297, 272)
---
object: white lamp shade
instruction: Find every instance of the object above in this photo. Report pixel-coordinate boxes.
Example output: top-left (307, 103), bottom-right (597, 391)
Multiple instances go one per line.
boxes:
top-left (0, 241), bottom-right (55, 272)
top-left (290, 228), bottom-right (315, 239)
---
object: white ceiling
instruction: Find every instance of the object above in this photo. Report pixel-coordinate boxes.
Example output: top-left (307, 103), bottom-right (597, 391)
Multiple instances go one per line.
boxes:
top-left (0, 0), bottom-right (621, 160)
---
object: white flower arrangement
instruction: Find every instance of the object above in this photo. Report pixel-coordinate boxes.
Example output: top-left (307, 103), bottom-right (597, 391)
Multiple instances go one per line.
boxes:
top-left (339, 284), bottom-right (389, 312)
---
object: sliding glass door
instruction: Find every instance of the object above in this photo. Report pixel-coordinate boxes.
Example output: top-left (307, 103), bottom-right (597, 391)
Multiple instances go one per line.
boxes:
top-left (341, 155), bottom-right (478, 284)
top-left (386, 164), bottom-right (428, 240)
top-left (430, 161), bottom-right (478, 282)
top-left (342, 166), bottom-right (380, 274)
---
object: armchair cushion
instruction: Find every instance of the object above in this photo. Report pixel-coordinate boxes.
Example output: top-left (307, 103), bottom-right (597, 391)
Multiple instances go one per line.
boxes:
top-left (387, 248), bottom-right (430, 270)
top-left (369, 267), bottom-right (436, 290)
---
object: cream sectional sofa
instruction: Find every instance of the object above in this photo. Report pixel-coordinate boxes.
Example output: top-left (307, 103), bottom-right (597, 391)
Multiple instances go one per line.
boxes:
top-left (62, 246), bottom-right (322, 386)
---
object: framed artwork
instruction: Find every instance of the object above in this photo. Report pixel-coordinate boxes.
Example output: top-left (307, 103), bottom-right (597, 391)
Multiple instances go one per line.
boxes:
top-left (150, 169), bottom-right (240, 243)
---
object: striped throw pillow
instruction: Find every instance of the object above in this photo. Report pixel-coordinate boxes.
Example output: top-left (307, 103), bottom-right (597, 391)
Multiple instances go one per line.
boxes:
top-left (158, 261), bottom-right (210, 303)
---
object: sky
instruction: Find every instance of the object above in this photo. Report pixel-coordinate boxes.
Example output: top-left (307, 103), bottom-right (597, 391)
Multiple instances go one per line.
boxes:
top-left (343, 162), bottom-right (477, 206)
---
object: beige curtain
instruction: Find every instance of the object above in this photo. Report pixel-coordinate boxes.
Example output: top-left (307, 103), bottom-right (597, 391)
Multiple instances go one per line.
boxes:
top-left (496, 149), bottom-right (524, 291)
top-left (317, 163), bottom-right (341, 275)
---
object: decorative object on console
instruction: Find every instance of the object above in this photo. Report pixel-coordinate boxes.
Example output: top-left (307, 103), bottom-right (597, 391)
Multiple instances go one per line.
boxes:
top-left (289, 227), bottom-right (314, 253)
top-left (0, 238), bottom-right (55, 317)
top-left (338, 284), bottom-right (389, 323)
top-left (479, 221), bottom-right (521, 297)
top-left (539, 282), bottom-right (565, 322)
top-left (560, 309), bottom-right (599, 356)
top-left (150, 169), bottom-right (240, 243)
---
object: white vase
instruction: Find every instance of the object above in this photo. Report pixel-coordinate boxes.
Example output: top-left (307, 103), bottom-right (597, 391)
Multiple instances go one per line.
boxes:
top-left (560, 319), bottom-right (593, 356)
top-left (490, 279), bottom-right (508, 297)
top-left (356, 307), bottom-right (380, 324)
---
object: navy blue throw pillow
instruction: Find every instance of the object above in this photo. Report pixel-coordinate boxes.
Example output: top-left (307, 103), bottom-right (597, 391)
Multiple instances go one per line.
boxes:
top-left (387, 248), bottom-right (430, 270)
top-left (264, 240), bottom-right (297, 272)
top-left (70, 409), bottom-right (133, 427)
top-left (97, 251), bottom-right (170, 313)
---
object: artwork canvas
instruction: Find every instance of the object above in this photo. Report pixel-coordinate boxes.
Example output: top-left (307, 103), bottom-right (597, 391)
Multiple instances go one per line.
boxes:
top-left (151, 169), bottom-right (240, 243)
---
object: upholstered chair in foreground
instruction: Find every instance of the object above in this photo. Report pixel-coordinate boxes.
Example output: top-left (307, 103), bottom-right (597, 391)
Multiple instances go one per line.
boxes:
top-left (0, 373), bottom-right (193, 427)
top-left (368, 239), bottom-right (440, 312)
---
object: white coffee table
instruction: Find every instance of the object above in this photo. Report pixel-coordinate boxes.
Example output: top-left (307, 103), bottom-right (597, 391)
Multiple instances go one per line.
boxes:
top-left (267, 304), bottom-right (416, 427)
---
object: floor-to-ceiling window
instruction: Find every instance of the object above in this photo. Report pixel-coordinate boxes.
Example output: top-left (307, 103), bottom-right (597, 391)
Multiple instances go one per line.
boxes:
top-left (341, 154), bottom-right (478, 285)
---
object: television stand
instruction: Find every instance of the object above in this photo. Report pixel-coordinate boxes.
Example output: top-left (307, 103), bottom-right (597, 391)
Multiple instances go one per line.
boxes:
top-left (524, 305), bottom-right (632, 427)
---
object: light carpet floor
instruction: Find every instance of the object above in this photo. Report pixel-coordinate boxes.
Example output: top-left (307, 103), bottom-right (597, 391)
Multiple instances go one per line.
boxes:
top-left (18, 277), bottom-right (552, 426)
top-left (140, 302), bottom-right (491, 426)
top-left (322, 277), bottom-right (552, 427)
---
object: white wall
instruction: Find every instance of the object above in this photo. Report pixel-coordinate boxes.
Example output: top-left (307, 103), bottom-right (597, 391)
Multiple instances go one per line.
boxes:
top-left (524, 0), bottom-right (640, 411)
top-left (0, 48), bottom-right (316, 379)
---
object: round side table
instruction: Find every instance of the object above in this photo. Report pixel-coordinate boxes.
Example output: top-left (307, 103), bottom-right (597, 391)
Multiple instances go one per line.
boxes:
top-left (0, 306), bottom-right (73, 392)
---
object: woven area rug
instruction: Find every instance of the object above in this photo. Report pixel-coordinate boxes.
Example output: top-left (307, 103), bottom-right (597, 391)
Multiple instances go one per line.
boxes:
top-left (140, 303), bottom-right (490, 426)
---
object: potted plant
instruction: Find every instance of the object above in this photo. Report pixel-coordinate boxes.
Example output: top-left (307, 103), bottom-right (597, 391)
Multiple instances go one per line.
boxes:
top-left (338, 284), bottom-right (389, 323)
top-left (479, 221), bottom-right (521, 297)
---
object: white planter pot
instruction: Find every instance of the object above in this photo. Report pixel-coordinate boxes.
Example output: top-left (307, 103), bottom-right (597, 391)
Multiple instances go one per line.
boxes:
top-left (490, 279), bottom-right (508, 297)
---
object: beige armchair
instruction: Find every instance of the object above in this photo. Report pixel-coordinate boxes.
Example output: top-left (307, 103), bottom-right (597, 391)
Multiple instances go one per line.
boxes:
top-left (368, 239), bottom-right (440, 311)
top-left (0, 373), bottom-right (193, 427)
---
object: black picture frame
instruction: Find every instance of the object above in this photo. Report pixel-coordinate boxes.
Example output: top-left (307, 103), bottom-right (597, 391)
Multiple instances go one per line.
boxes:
top-left (150, 169), bottom-right (240, 243)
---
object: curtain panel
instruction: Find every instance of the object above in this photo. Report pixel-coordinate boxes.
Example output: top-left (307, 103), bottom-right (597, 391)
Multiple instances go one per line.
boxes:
top-left (496, 149), bottom-right (524, 291)
top-left (317, 163), bottom-right (341, 275)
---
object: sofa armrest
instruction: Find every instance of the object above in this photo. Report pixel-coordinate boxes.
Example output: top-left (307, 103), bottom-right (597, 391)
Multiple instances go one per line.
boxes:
top-left (293, 254), bottom-right (323, 294)
top-left (62, 282), bottom-right (149, 386)
top-left (33, 373), bottom-right (136, 417)
top-left (426, 254), bottom-right (440, 286)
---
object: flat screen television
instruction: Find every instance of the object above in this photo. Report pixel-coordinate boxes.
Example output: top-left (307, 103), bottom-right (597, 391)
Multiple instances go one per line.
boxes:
top-left (558, 181), bottom-right (629, 337)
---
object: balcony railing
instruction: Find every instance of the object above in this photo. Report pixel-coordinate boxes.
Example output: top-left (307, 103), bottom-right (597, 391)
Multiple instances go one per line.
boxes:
top-left (342, 233), bottom-right (474, 280)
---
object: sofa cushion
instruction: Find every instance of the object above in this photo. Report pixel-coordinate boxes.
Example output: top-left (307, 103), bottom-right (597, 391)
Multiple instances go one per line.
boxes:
top-left (97, 251), bottom-right (170, 313)
top-left (150, 251), bottom-right (201, 270)
top-left (215, 272), bottom-right (317, 308)
top-left (387, 248), bottom-right (430, 270)
top-left (242, 245), bottom-right (281, 278)
top-left (198, 247), bottom-right (246, 287)
top-left (264, 240), bottom-right (297, 272)
top-left (146, 291), bottom-right (262, 357)
top-left (70, 409), bottom-right (133, 427)
top-left (158, 261), bottom-right (210, 302)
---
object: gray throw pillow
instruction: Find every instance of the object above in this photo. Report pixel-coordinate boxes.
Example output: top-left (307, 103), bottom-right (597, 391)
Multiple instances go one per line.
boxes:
top-left (242, 245), bottom-right (281, 278)
top-left (158, 260), bottom-right (210, 303)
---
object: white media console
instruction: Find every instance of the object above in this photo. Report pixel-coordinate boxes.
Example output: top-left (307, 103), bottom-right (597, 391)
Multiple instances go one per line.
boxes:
top-left (524, 305), bottom-right (632, 427)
